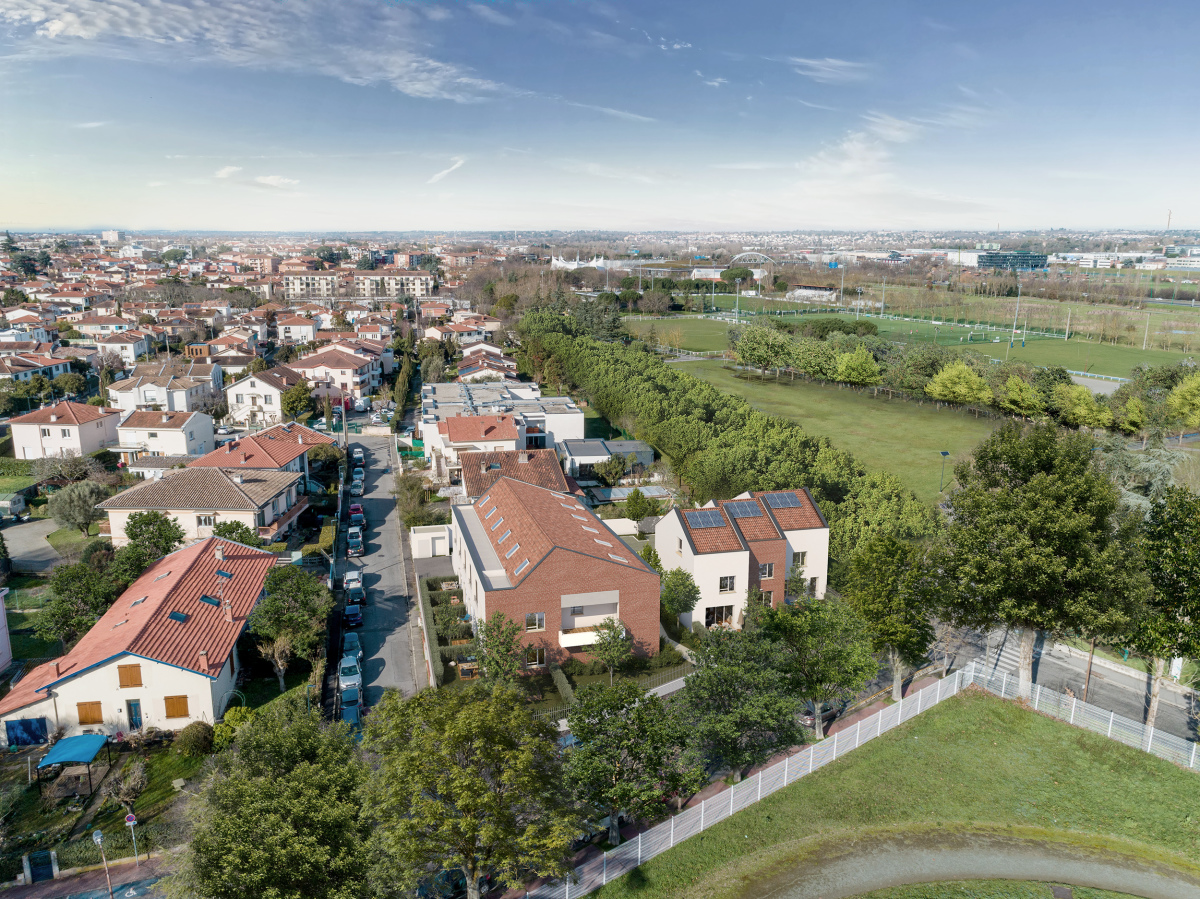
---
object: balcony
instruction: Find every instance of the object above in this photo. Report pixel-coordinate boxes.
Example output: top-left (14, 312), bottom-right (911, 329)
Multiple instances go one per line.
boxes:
top-left (258, 496), bottom-right (309, 541)
top-left (559, 626), bottom-right (600, 649)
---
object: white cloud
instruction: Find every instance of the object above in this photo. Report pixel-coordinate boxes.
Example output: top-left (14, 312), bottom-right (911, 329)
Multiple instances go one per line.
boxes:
top-left (427, 157), bottom-right (465, 184)
top-left (469, 3), bottom-right (513, 26)
top-left (862, 111), bottom-right (922, 143)
top-left (790, 56), bottom-right (869, 83)
top-left (564, 101), bottom-right (654, 123)
top-left (214, 165), bottom-right (242, 178)
top-left (254, 175), bottom-right (298, 188)
top-left (146, 181), bottom-right (167, 187)
top-left (73, 120), bottom-right (106, 128)
top-left (0, 0), bottom-right (506, 103)
top-left (558, 160), bottom-right (656, 185)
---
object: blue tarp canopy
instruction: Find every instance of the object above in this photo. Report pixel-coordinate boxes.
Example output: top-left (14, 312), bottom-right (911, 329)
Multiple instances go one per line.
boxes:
top-left (37, 734), bottom-right (108, 769)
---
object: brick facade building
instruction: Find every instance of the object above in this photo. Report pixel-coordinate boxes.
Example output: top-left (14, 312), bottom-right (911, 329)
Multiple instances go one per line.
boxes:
top-left (451, 477), bottom-right (659, 668)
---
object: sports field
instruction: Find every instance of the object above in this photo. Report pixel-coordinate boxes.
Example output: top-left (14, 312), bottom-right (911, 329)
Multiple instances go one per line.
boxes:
top-left (679, 360), bottom-right (997, 503)
top-left (630, 316), bottom-right (1186, 378)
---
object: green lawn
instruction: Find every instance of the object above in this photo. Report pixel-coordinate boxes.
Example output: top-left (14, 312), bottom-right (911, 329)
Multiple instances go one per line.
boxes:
top-left (7, 611), bottom-right (60, 659)
top-left (680, 361), bottom-right (997, 503)
top-left (592, 690), bottom-right (1200, 899)
top-left (45, 524), bottom-right (101, 555)
top-left (630, 318), bottom-right (732, 353)
top-left (0, 476), bottom-right (34, 494)
top-left (853, 883), bottom-right (1138, 899)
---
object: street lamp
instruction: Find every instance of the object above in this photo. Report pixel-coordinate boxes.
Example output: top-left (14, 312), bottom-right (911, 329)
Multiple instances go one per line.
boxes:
top-left (93, 830), bottom-right (114, 899)
top-left (939, 450), bottom-right (951, 493)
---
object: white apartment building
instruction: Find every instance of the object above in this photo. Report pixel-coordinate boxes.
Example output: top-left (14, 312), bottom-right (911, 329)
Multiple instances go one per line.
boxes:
top-left (225, 366), bottom-right (305, 426)
top-left (116, 409), bottom-right (215, 458)
top-left (9, 401), bottom-right (121, 460)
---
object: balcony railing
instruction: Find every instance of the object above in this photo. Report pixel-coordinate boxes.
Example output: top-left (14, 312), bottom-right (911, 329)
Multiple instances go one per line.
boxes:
top-left (258, 496), bottom-right (309, 540)
top-left (559, 625), bottom-right (601, 649)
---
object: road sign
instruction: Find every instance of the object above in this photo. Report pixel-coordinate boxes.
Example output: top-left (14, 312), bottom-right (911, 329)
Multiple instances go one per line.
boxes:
top-left (125, 814), bottom-right (136, 826)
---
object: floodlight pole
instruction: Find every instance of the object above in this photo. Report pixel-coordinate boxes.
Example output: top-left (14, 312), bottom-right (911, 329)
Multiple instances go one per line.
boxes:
top-left (939, 450), bottom-right (951, 493)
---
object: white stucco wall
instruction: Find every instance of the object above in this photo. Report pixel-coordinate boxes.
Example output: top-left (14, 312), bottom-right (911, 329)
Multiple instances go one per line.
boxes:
top-left (12, 415), bottom-right (119, 460)
top-left (107, 508), bottom-right (259, 547)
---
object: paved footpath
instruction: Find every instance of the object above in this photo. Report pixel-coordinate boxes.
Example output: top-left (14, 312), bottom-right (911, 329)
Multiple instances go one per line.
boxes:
top-left (1, 856), bottom-right (168, 898)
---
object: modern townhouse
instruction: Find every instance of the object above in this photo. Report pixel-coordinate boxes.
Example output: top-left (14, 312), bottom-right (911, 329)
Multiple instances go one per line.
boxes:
top-left (224, 366), bottom-right (305, 426)
top-left (288, 348), bottom-right (375, 402)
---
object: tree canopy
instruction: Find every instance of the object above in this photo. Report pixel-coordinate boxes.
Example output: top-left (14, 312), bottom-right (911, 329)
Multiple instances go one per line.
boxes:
top-left (48, 480), bottom-right (109, 537)
top-left (123, 510), bottom-right (185, 558)
top-left (249, 568), bottom-right (334, 692)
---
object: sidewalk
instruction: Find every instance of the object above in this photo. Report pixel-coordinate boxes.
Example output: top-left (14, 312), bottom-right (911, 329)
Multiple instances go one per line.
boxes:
top-left (1, 856), bottom-right (168, 899)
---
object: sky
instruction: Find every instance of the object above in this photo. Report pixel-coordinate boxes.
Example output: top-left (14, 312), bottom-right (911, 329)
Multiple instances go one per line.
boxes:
top-left (1, 0), bottom-right (1197, 233)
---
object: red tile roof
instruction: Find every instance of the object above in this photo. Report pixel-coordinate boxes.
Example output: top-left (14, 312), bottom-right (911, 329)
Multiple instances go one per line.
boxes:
top-left (188, 425), bottom-right (330, 469)
top-left (460, 449), bottom-right (568, 498)
top-left (119, 410), bottom-right (196, 431)
top-left (8, 401), bottom-right (118, 426)
top-left (0, 537), bottom-right (278, 716)
top-left (679, 507), bottom-right (744, 554)
top-left (437, 414), bottom-right (519, 444)
top-left (752, 489), bottom-right (827, 530)
top-left (473, 477), bottom-right (652, 586)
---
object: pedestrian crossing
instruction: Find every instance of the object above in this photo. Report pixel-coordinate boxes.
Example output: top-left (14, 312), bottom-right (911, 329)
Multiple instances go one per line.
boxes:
top-left (981, 628), bottom-right (1043, 675)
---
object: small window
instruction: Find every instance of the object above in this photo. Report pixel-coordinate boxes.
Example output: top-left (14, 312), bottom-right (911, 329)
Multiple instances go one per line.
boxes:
top-left (130, 596), bottom-right (146, 607)
top-left (797, 551), bottom-right (807, 567)
top-left (199, 595), bottom-right (221, 607)
top-left (148, 431), bottom-right (158, 439)
top-left (168, 611), bottom-right (189, 623)
top-left (264, 396), bottom-right (272, 405)
top-left (498, 529), bottom-right (511, 544)
top-left (154, 571), bottom-right (172, 581)
top-left (572, 514), bottom-right (587, 521)
top-left (490, 517), bottom-right (504, 532)
top-left (235, 394), bottom-right (244, 403)
top-left (809, 576), bottom-right (819, 596)
top-left (506, 543), bottom-right (520, 559)
top-left (608, 554), bottom-right (628, 563)
top-left (570, 605), bottom-right (584, 616)
top-left (594, 538), bottom-right (611, 547)
top-left (164, 695), bottom-right (190, 719)
top-left (117, 664), bottom-right (142, 688)
top-left (514, 559), bottom-right (530, 576)
top-left (40, 428), bottom-right (49, 437)
top-left (197, 515), bottom-right (215, 528)
top-left (525, 612), bottom-right (545, 632)
top-left (525, 647), bottom-right (546, 668)
top-left (677, 537), bottom-right (683, 551)
top-left (719, 576), bottom-right (736, 593)
top-left (582, 526), bottom-right (598, 533)
top-left (759, 563), bottom-right (774, 579)
top-left (479, 494), bottom-right (491, 507)
top-left (77, 702), bottom-right (103, 725)
top-left (61, 428), bottom-right (69, 438)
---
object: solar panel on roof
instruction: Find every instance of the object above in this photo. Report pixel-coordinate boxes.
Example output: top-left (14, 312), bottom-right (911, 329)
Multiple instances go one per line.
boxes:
top-left (764, 492), bottom-right (802, 509)
top-left (684, 509), bottom-right (725, 528)
top-left (725, 501), bottom-right (762, 518)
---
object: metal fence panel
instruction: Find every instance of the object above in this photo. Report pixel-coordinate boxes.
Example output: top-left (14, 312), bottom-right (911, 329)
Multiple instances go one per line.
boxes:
top-left (671, 804), bottom-right (703, 843)
top-left (641, 821), bottom-right (674, 861)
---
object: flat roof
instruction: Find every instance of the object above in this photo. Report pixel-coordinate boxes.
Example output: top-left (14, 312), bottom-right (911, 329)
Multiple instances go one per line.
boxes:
top-left (452, 503), bottom-right (511, 590)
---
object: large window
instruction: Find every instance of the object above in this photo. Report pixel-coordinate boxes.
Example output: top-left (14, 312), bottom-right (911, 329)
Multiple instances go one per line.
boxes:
top-left (525, 612), bottom-right (545, 632)
top-left (525, 647), bottom-right (546, 668)
top-left (77, 702), bottom-right (102, 725)
top-left (758, 563), bottom-right (774, 580)
top-left (705, 606), bottom-right (734, 628)
top-left (797, 551), bottom-right (807, 567)
top-left (719, 576), bottom-right (736, 593)
top-left (164, 695), bottom-right (190, 719)
top-left (117, 664), bottom-right (142, 688)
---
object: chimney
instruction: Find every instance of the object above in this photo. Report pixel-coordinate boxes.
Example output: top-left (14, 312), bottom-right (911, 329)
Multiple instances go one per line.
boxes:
top-left (198, 650), bottom-right (208, 667)
top-left (54, 661), bottom-right (60, 677)
top-left (519, 452), bottom-right (530, 464)
top-left (214, 546), bottom-right (224, 561)
top-left (232, 473), bottom-right (244, 484)
top-left (225, 441), bottom-right (233, 453)
top-left (222, 599), bottom-right (233, 624)
top-left (49, 414), bottom-right (57, 422)
top-left (240, 452), bottom-right (247, 464)
top-left (162, 413), bottom-right (170, 423)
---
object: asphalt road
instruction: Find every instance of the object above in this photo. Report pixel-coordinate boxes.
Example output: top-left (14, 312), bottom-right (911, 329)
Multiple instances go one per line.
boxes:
top-left (959, 628), bottom-right (1198, 743)
top-left (338, 434), bottom-right (423, 706)
top-left (5, 518), bottom-right (62, 572)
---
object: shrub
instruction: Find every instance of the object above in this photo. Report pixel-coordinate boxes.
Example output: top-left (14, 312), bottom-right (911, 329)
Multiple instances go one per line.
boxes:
top-left (318, 523), bottom-right (336, 554)
top-left (650, 644), bottom-right (685, 668)
top-left (0, 458), bottom-right (32, 477)
top-left (213, 705), bottom-right (255, 752)
top-left (263, 542), bottom-right (288, 553)
top-left (549, 663), bottom-right (575, 705)
top-left (416, 579), bottom-right (443, 685)
top-left (175, 721), bottom-right (215, 757)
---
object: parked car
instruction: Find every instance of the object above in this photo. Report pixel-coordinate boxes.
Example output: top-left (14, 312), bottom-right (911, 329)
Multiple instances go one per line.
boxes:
top-left (572, 808), bottom-right (629, 850)
top-left (340, 702), bottom-right (362, 730)
top-left (346, 584), bottom-right (366, 606)
top-left (337, 655), bottom-right (362, 691)
top-left (370, 413), bottom-right (383, 424)
top-left (216, 425), bottom-right (232, 435)
top-left (344, 570), bottom-right (363, 591)
top-left (349, 502), bottom-right (365, 519)
top-left (350, 509), bottom-right (366, 529)
top-left (352, 467), bottom-right (365, 481)
top-left (342, 602), bottom-right (364, 628)
top-left (347, 526), bottom-right (364, 556)
top-left (801, 698), bottom-right (851, 729)
top-left (313, 417), bottom-right (328, 431)
top-left (350, 480), bottom-right (364, 497)
top-left (352, 447), bottom-right (364, 465)
top-left (339, 685), bottom-right (363, 712)
top-left (354, 398), bottom-right (367, 412)
top-left (341, 630), bottom-right (363, 664)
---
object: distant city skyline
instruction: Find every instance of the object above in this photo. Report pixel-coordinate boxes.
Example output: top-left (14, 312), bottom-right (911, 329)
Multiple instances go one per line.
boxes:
top-left (1, 0), bottom-right (1196, 231)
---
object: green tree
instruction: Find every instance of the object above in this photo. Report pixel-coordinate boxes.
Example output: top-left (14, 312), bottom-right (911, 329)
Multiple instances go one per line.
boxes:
top-left (36, 562), bottom-right (123, 646)
top-left (639, 542), bottom-right (662, 574)
top-left (834, 345), bottom-right (882, 386)
top-left (362, 686), bottom-right (579, 899)
top-left (122, 510), bottom-right (185, 558)
top-left (281, 378), bottom-right (312, 420)
top-left (932, 422), bottom-right (1145, 697)
top-left (211, 520), bottom-right (263, 547)
top-left (248, 356), bottom-right (269, 374)
top-left (52, 372), bottom-right (87, 398)
top-left (476, 611), bottom-right (525, 686)
top-left (160, 248), bottom-right (187, 265)
top-left (924, 361), bottom-right (993, 409)
top-left (1053, 383), bottom-right (1114, 429)
top-left (844, 534), bottom-right (934, 701)
top-left (1131, 487), bottom-right (1200, 729)
top-left (354, 255), bottom-right (376, 270)
top-left (1166, 372), bottom-right (1200, 435)
top-left (679, 628), bottom-right (803, 780)
top-left (48, 480), bottom-right (109, 537)
top-left (592, 617), bottom-right (632, 685)
top-left (331, 313), bottom-right (352, 331)
top-left (660, 567), bottom-right (700, 620)
top-left (172, 694), bottom-right (366, 899)
top-left (565, 682), bottom-right (705, 845)
top-left (998, 375), bottom-right (1045, 419)
top-left (623, 487), bottom-right (660, 522)
top-left (249, 568), bottom-right (334, 692)
top-left (593, 454), bottom-right (626, 486)
top-left (721, 266), bottom-right (754, 285)
top-left (758, 596), bottom-right (877, 738)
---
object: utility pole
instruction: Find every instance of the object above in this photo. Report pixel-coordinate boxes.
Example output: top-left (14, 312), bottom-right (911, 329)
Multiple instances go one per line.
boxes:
top-left (1143, 311), bottom-right (1151, 351)
top-left (1006, 282), bottom-right (1021, 361)
top-left (881, 275), bottom-right (887, 316)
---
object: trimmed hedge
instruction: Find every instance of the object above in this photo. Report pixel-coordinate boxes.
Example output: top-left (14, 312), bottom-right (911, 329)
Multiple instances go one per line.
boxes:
top-left (549, 663), bottom-right (575, 705)
top-left (0, 458), bottom-right (32, 477)
top-left (417, 578), bottom-right (443, 685)
top-left (319, 523), bottom-right (336, 554)
top-left (263, 541), bottom-right (288, 554)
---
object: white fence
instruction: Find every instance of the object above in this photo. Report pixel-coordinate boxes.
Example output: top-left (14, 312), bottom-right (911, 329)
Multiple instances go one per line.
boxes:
top-left (525, 660), bottom-right (1200, 898)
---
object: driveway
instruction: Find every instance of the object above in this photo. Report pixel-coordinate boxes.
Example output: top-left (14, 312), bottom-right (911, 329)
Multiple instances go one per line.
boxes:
top-left (5, 519), bottom-right (62, 572)
top-left (339, 435), bottom-right (425, 706)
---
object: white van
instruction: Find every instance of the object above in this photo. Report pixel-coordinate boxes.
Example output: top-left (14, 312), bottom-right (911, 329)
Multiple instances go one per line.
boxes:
top-left (354, 398), bottom-right (367, 413)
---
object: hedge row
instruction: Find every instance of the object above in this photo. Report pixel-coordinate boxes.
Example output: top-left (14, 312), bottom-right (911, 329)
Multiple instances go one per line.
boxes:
top-left (416, 577), bottom-right (444, 685)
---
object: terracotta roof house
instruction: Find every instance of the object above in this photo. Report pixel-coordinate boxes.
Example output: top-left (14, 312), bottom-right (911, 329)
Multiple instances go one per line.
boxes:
top-left (431, 414), bottom-right (521, 468)
top-left (99, 467), bottom-right (305, 546)
top-left (8, 401), bottom-right (120, 460)
top-left (187, 422), bottom-right (333, 479)
top-left (459, 449), bottom-right (569, 499)
top-left (653, 490), bottom-right (829, 630)
top-left (116, 409), bottom-right (215, 461)
top-left (451, 477), bottom-right (660, 667)
top-left (224, 365), bottom-right (306, 425)
top-left (0, 537), bottom-right (277, 743)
